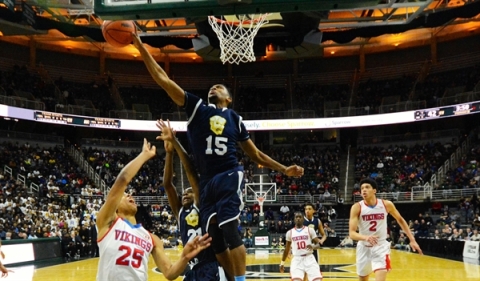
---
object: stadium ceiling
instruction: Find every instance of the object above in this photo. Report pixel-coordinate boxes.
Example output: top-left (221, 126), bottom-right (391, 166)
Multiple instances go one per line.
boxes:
top-left (0, 0), bottom-right (479, 59)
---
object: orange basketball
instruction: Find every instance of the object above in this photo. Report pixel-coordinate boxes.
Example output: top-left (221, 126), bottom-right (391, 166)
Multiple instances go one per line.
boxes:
top-left (102, 21), bottom-right (136, 48)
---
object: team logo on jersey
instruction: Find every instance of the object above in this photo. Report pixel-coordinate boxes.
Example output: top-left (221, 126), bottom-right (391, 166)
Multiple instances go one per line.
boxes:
top-left (209, 115), bottom-right (227, 135)
top-left (245, 264), bottom-right (357, 279)
top-left (185, 208), bottom-right (199, 227)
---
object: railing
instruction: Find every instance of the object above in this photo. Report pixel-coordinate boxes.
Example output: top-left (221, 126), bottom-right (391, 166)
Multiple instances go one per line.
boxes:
top-left (81, 138), bottom-right (143, 148)
top-left (430, 138), bottom-right (470, 188)
top-left (0, 95), bottom-right (45, 110)
top-left (109, 110), bottom-right (152, 120)
top-left (68, 145), bottom-right (107, 195)
top-left (55, 104), bottom-right (100, 117)
top-left (134, 196), bottom-right (170, 205)
top-left (162, 109), bottom-right (317, 121)
top-left (3, 165), bottom-right (12, 177)
top-left (353, 187), bottom-right (480, 202)
top-left (30, 182), bottom-right (39, 193)
top-left (0, 129), bottom-right (64, 143)
top-left (357, 129), bottom-right (460, 145)
top-left (17, 174), bottom-right (26, 188)
top-left (439, 91), bottom-right (480, 106)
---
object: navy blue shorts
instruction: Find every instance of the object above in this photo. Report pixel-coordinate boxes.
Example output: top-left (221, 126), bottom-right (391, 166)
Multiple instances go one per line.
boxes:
top-left (184, 261), bottom-right (224, 281)
top-left (200, 166), bottom-right (244, 230)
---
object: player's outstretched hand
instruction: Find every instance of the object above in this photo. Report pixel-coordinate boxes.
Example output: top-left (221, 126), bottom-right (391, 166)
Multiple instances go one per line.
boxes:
top-left (410, 240), bottom-right (423, 255)
top-left (141, 138), bottom-right (156, 159)
top-left (181, 233), bottom-right (212, 261)
top-left (131, 33), bottom-right (143, 50)
top-left (279, 264), bottom-right (285, 273)
top-left (0, 264), bottom-right (13, 278)
top-left (156, 119), bottom-right (176, 142)
top-left (285, 165), bottom-right (304, 177)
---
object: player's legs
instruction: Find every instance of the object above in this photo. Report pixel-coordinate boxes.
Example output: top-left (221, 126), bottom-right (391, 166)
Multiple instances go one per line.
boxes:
top-left (356, 243), bottom-right (372, 280)
top-left (290, 257), bottom-right (305, 281)
top-left (207, 218), bottom-right (234, 281)
top-left (214, 168), bottom-right (246, 279)
top-left (303, 250), bottom-right (319, 281)
top-left (219, 219), bottom-right (246, 278)
top-left (304, 255), bottom-right (322, 281)
top-left (371, 241), bottom-right (391, 281)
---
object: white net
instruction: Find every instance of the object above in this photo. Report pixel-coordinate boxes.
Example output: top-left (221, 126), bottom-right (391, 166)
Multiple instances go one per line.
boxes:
top-left (208, 14), bottom-right (269, 65)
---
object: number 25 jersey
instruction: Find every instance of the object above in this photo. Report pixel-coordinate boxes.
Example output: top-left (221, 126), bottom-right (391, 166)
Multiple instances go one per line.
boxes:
top-left (96, 217), bottom-right (154, 281)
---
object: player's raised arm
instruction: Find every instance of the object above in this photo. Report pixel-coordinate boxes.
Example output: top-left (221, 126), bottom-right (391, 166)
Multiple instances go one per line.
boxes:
top-left (238, 139), bottom-right (304, 177)
top-left (385, 200), bottom-right (423, 254)
top-left (96, 139), bottom-right (156, 231)
top-left (157, 119), bottom-right (200, 205)
top-left (151, 233), bottom-right (212, 280)
top-left (160, 131), bottom-right (182, 219)
top-left (132, 34), bottom-right (185, 106)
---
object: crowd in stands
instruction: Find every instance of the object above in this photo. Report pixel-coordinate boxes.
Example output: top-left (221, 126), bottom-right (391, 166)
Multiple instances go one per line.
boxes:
top-left (415, 65), bottom-right (480, 108)
top-left (355, 74), bottom-right (416, 114)
top-left (3, 62), bottom-right (478, 122)
top-left (352, 141), bottom-right (459, 199)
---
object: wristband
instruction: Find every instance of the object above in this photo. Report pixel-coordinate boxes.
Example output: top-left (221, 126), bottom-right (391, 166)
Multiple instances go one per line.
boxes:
top-left (280, 261), bottom-right (285, 266)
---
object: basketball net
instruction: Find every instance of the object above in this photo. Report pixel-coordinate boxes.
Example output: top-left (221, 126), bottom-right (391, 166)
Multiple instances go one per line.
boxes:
top-left (208, 14), bottom-right (269, 65)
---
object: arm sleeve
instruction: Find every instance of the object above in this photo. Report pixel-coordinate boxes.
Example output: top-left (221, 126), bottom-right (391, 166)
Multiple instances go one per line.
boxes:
top-left (285, 230), bottom-right (292, 242)
top-left (183, 91), bottom-right (202, 119)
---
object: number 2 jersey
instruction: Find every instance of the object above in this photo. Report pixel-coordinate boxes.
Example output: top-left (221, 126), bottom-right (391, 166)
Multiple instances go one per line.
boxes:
top-left (357, 199), bottom-right (389, 246)
top-left (286, 226), bottom-right (317, 256)
top-left (179, 203), bottom-right (217, 268)
top-left (96, 217), bottom-right (154, 281)
top-left (183, 92), bottom-right (250, 181)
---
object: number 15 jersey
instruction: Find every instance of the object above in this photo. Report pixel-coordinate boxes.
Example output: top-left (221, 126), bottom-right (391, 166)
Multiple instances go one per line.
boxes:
top-left (184, 92), bottom-right (250, 180)
top-left (96, 217), bottom-right (154, 281)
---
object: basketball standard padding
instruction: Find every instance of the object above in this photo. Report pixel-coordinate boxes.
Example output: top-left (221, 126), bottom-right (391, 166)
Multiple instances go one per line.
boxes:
top-left (102, 21), bottom-right (136, 48)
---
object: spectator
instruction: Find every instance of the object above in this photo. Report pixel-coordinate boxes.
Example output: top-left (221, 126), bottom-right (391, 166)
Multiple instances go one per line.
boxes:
top-left (339, 236), bottom-right (354, 248)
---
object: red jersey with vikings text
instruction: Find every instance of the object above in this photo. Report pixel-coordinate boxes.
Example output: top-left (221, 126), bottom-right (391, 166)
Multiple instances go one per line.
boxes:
top-left (358, 199), bottom-right (388, 246)
top-left (96, 217), bottom-right (154, 281)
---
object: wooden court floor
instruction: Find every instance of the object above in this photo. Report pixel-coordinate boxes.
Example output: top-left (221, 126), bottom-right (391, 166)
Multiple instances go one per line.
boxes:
top-left (6, 248), bottom-right (480, 281)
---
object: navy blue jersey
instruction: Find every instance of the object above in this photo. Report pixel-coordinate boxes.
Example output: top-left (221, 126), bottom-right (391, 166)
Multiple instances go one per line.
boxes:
top-left (304, 216), bottom-right (321, 233)
top-left (304, 216), bottom-right (322, 262)
top-left (179, 204), bottom-right (217, 268)
top-left (183, 92), bottom-right (250, 180)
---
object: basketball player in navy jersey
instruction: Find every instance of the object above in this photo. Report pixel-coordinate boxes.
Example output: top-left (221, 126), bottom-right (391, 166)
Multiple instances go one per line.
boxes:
top-left (157, 119), bottom-right (232, 281)
top-left (95, 139), bottom-right (212, 281)
top-left (303, 202), bottom-right (327, 263)
top-left (133, 34), bottom-right (304, 281)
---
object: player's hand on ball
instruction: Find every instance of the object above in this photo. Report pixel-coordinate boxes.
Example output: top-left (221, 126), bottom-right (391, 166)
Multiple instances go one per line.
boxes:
top-left (285, 165), bottom-right (304, 177)
top-left (182, 233), bottom-right (212, 260)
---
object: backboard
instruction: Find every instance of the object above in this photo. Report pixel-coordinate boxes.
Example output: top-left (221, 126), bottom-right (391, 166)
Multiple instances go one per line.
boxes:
top-left (93, 0), bottom-right (381, 20)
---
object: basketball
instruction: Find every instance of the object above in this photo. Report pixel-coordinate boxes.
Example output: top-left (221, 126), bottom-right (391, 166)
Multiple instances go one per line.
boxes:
top-left (102, 21), bottom-right (136, 48)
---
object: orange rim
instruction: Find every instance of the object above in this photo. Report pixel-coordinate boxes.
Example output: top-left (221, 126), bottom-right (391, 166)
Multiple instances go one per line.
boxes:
top-left (208, 14), bottom-right (269, 26)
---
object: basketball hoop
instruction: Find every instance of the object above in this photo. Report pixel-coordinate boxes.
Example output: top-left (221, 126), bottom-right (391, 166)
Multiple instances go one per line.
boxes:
top-left (257, 196), bottom-right (265, 207)
top-left (208, 14), bottom-right (269, 65)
